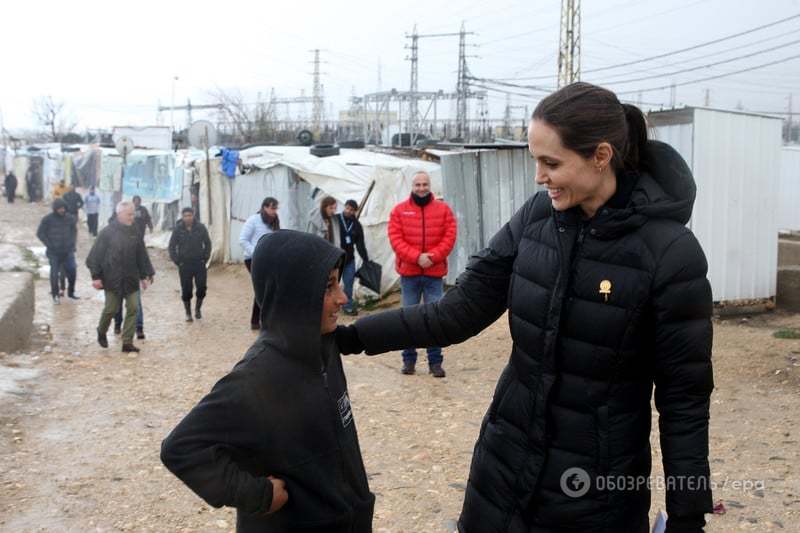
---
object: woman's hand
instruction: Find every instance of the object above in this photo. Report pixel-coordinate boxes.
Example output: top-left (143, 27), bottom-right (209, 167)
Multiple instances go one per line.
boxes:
top-left (268, 476), bottom-right (289, 513)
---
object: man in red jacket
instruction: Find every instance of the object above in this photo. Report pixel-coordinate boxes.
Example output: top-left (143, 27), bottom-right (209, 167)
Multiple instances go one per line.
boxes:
top-left (388, 171), bottom-right (457, 378)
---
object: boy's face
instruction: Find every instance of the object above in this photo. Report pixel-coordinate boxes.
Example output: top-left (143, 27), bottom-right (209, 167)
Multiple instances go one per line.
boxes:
top-left (321, 268), bottom-right (347, 334)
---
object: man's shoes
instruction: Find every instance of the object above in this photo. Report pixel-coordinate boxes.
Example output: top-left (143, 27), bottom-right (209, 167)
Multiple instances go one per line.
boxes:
top-left (53, 295), bottom-right (61, 305)
top-left (67, 293), bottom-right (79, 300)
top-left (401, 361), bottom-right (416, 375)
top-left (136, 329), bottom-right (145, 340)
top-left (97, 330), bottom-right (108, 348)
top-left (184, 300), bottom-right (193, 322)
top-left (121, 344), bottom-right (140, 353)
top-left (195, 297), bottom-right (203, 320)
top-left (113, 325), bottom-right (121, 335)
top-left (429, 363), bottom-right (446, 378)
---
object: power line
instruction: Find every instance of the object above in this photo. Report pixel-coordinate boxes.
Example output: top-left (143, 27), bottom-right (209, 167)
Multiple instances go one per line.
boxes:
top-left (585, 12), bottom-right (800, 74)
top-left (594, 38), bottom-right (800, 85)
top-left (616, 53), bottom-right (800, 95)
top-left (588, 27), bottom-right (800, 83)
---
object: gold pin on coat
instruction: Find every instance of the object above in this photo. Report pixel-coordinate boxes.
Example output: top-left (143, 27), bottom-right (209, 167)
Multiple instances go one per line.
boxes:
top-left (599, 280), bottom-right (612, 302)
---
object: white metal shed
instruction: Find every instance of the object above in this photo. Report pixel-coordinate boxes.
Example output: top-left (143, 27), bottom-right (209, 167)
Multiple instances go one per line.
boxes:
top-left (778, 146), bottom-right (800, 231)
top-left (648, 107), bottom-right (784, 304)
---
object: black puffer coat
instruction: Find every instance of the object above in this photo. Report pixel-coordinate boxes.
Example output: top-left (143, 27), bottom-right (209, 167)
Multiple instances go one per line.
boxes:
top-left (352, 141), bottom-right (714, 531)
top-left (36, 199), bottom-right (77, 255)
top-left (161, 231), bottom-right (374, 532)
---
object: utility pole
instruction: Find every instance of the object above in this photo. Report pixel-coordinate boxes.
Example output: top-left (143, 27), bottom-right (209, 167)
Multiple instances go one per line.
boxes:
top-left (311, 49), bottom-right (324, 135)
top-left (557, 0), bottom-right (581, 88)
top-left (704, 88), bottom-right (711, 107)
top-left (503, 94), bottom-right (512, 137)
top-left (669, 81), bottom-right (677, 108)
top-left (788, 93), bottom-right (794, 143)
top-left (406, 25), bottom-right (420, 135)
top-left (456, 22), bottom-right (477, 140)
top-left (377, 58), bottom-right (382, 92)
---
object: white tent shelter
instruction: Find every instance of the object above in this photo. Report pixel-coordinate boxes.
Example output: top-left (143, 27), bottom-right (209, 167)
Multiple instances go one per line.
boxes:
top-left (212, 146), bottom-right (442, 295)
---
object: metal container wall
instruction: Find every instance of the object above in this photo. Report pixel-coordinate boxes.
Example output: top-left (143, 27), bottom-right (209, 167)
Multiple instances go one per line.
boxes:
top-left (779, 146), bottom-right (800, 231)
top-left (651, 107), bottom-right (783, 303)
top-left (441, 148), bottom-right (538, 285)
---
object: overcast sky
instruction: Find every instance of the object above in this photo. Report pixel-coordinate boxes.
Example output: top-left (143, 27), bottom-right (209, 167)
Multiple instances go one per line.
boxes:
top-left (1, 0), bottom-right (799, 132)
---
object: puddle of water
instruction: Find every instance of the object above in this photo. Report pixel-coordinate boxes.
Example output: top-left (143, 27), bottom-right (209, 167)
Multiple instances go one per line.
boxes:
top-left (0, 365), bottom-right (40, 398)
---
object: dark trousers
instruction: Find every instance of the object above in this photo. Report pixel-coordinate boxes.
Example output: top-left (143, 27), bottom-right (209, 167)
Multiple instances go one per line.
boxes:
top-left (179, 261), bottom-right (207, 301)
top-left (6, 189), bottom-right (15, 203)
top-left (47, 252), bottom-right (76, 297)
top-left (244, 259), bottom-right (260, 327)
top-left (87, 213), bottom-right (99, 236)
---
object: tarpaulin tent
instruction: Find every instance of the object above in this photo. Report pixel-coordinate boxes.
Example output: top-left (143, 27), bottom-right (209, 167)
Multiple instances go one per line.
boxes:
top-left (229, 146), bottom-right (442, 295)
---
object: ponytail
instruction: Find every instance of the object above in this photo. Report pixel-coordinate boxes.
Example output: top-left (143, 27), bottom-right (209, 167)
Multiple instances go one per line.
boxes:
top-left (621, 103), bottom-right (648, 172)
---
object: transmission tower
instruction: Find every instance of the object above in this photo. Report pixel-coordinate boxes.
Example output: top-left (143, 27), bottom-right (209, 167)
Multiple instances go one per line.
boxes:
top-left (557, 0), bottom-right (581, 88)
top-left (456, 22), bottom-right (477, 139)
top-left (311, 49), bottom-right (324, 133)
top-left (406, 25), bottom-right (420, 133)
top-left (404, 23), bottom-right (474, 139)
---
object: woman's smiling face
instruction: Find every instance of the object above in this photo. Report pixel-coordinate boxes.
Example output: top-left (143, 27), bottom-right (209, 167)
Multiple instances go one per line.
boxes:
top-left (528, 119), bottom-right (612, 216)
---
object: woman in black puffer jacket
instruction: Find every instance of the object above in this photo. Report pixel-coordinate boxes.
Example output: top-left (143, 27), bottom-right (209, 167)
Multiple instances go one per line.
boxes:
top-left (337, 82), bottom-right (713, 532)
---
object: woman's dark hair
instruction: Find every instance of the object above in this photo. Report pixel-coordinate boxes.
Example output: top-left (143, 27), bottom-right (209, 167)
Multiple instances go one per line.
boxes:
top-left (532, 82), bottom-right (648, 173)
top-left (261, 196), bottom-right (278, 210)
top-left (259, 197), bottom-right (280, 230)
top-left (319, 196), bottom-right (337, 219)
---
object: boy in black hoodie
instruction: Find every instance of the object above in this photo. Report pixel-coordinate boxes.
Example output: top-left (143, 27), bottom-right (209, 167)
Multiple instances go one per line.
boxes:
top-left (161, 230), bottom-right (374, 533)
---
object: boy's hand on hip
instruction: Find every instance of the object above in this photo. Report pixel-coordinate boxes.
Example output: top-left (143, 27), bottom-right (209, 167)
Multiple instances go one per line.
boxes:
top-left (92, 279), bottom-right (103, 290)
top-left (268, 476), bottom-right (289, 513)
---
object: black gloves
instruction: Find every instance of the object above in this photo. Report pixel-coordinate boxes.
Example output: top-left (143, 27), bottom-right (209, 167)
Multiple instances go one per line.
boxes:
top-left (666, 515), bottom-right (706, 532)
top-left (335, 325), bottom-right (365, 355)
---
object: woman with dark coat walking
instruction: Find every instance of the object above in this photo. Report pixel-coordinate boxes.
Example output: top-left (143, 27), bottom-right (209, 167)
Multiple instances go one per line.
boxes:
top-left (337, 82), bottom-right (714, 532)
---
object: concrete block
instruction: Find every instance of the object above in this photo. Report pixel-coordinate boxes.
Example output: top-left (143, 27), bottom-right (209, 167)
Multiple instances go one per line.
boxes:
top-left (777, 266), bottom-right (800, 312)
top-left (0, 272), bottom-right (34, 352)
top-left (779, 239), bottom-right (800, 267)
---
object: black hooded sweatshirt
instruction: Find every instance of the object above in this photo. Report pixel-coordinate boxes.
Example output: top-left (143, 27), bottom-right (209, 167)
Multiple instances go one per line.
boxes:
top-left (160, 230), bottom-right (374, 533)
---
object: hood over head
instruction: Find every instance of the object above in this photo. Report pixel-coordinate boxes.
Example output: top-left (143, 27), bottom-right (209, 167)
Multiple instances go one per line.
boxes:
top-left (632, 140), bottom-right (696, 224)
top-left (251, 230), bottom-right (344, 366)
top-left (571, 140), bottom-right (697, 239)
top-left (52, 198), bottom-right (67, 213)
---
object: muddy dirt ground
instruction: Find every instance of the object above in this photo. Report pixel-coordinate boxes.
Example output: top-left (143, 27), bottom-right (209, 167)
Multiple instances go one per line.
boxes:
top-left (1, 201), bottom-right (799, 532)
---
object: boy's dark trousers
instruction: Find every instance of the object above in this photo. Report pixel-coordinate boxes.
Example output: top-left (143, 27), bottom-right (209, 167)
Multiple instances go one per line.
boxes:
top-left (87, 213), bottom-right (99, 236)
top-left (179, 260), bottom-right (207, 302)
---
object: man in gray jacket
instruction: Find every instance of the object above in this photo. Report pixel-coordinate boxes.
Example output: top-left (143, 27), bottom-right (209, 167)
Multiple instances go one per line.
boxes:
top-left (86, 201), bottom-right (155, 352)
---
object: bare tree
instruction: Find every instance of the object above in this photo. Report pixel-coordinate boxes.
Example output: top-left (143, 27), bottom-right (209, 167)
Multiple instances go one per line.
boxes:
top-left (209, 88), bottom-right (275, 144)
top-left (32, 96), bottom-right (76, 142)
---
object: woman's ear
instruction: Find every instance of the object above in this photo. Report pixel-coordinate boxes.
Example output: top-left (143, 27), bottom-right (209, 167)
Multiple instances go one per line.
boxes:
top-left (594, 142), bottom-right (614, 171)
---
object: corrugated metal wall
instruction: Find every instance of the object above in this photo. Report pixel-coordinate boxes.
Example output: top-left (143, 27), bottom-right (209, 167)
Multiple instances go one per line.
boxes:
top-left (441, 148), bottom-right (538, 285)
top-left (779, 146), bottom-right (800, 231)
top-left (651, 108), bottom-right (783, 303)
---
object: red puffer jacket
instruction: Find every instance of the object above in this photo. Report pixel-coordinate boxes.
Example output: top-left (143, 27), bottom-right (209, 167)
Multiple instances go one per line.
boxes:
top-left (388, 195), bottom-right (457, 278)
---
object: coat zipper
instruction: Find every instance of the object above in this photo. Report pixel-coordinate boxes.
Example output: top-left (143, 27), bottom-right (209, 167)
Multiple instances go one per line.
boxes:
top-left (420, 203), bottom-right (427, 270)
